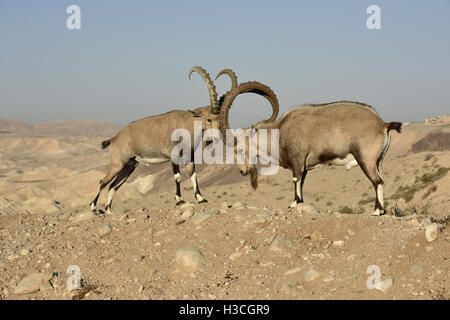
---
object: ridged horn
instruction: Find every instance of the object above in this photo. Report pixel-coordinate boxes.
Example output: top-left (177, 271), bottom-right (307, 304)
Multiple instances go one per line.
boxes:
top-left (189, 66), bottom-right (219, 115)
top-left (219, 81), bottom-right (279, 138)
top-left (215, 69), bottom-right (238, 90)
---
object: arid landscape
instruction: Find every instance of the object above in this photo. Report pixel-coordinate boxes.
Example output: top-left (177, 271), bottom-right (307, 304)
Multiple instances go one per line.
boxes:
top-left (0, 115), bottom-right (449, 300)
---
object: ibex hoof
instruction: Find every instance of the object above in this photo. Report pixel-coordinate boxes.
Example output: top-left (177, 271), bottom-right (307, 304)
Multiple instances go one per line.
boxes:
top-left (176, 199), bottom-right (186, 206)
top-left (371, 209), bottom-right (385, 216)
top-left (90, 203), bottom-right (96, 211)
top-left (288, 201), bottom-right (298, 210)
top-left (198, 198), bottom-right (208, 204)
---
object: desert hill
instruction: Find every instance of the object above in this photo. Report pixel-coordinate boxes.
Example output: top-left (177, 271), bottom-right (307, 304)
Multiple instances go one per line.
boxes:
top-left (0, 115), bottom-right (449, 300)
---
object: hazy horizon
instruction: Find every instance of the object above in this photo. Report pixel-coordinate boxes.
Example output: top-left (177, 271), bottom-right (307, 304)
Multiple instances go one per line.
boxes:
top-left (1, 1), bottom-right (449, 128)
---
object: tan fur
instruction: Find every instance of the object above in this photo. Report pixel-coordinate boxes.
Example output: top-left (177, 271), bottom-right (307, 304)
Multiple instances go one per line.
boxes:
top-left (239, 102), bottom-right (401, 213)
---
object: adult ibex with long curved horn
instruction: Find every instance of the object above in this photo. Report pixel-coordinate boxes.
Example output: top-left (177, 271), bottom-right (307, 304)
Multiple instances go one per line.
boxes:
top-left (90, 67), bottom-right (238, 215)
top-left (219, 82), bottom-right (402, 216)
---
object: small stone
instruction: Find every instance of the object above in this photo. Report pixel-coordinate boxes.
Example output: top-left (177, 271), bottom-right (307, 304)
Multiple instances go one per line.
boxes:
top-left (20, 249), bottom-right (30, 256)
top-left (377, 278), bottom-right (393, 293)
top-left (14, 273), bottom-right (53, 295)
top-left (138, 285), bottom-right (144, 294)
top-left (425, 223), bottom-right (438, 243)
top-left (175, 247), bottom-right (205, 272)
top-left (284, 267), bottom-right (302, 275)
top-left (294, 203), bottom-right (318, 214)
top-left (229, 252), bottom-right (242, 261)
top-left (347, 229), bottom-right (355, 236)
top-left (232, 201), bottom-right (246, 209)
top-left (333, 240), bottom-right (345, 247)
top-left (176, 210), bottom-right (194, 224)
top-left (179, 203), bottom-right (195, 210)
top-left (304, 269), bottom-right (320, 282)
top-left (97, 224), bottom-right (112, 238)
top-left (71, 211), bottom-right (97, 223)
top-left (426, 246), bottom-right (433, 252)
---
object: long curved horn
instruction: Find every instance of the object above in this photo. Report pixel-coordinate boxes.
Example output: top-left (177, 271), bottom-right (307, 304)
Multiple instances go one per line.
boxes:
top-left (219, 81), bottom-right (279, 138)
top-left (189, 66), bottom-right (219, 115)
top-left (215, 69), bottom-right (238, 90)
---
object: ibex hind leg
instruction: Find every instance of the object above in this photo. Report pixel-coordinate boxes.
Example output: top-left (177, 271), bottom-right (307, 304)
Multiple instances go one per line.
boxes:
top-left (90, 160), bottom-right (126, 212)
top-left (104, 159), bottom-right (138, 215)
top-left (354, 152), bottom-right (386, 217)
top-left (288, 161), bottom-right (307, 210)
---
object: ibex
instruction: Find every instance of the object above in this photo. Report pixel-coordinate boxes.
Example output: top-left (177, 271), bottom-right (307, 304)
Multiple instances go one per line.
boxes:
top-left (90, 67), bottom-right (239, 214)
top-left (219, 82), bottom-right (402, 216)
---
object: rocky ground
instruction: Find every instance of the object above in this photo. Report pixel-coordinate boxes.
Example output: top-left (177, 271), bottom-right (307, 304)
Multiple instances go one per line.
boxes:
top-left (0, 117), bottom-right (449, 300)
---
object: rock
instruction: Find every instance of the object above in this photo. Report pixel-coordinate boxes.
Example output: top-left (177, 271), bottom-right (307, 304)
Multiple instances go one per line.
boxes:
top-left (229, 252), bottom-right (242, 261)
top-left (333, 240), bottom-right (345, 247)
top-left (425, 223), bottom-right (438, 243)
top-left (97, 224), bottom-right (112, 238)
top-left (14, 273), bottom-right (53, 295)
top-left (179, 203), bottom-right (195, 210)
top-left (377, 278), bottom-right (393, 293)
top-left (175, 247), bottom-right (205, 272)
top-left (269, 235), bottom-right (292, 255)
top-left (304, 269), bottom-right (320, 282)
top-left (177, 210), bottom-right (194, 223)
top-left (71, 211), bottom-right (96, 223)
top-left (284, 267), bottom-right (302, 275)
top-left (232, 201), bottom-right (246, 209)
top-left (20, 249), bottom-right (31, 256)
top-left (294, 204), bottom-right (317, 215)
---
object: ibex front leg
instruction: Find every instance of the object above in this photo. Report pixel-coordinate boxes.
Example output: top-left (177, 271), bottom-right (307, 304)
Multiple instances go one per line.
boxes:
top-left (187, 163), bottom-right (207, 204)
top-left (171, 162), bottom-right (185, 206)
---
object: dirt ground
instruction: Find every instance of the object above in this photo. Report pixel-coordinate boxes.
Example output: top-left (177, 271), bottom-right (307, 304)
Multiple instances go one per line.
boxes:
top-left (0, 117), bottom-right (449, 300)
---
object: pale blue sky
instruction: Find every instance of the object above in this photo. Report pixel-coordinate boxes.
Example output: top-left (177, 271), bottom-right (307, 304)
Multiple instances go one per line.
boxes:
top-left (1, 0), bottom-right (449, 127)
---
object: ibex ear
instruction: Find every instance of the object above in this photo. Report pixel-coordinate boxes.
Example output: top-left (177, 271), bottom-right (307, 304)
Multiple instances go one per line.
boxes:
top-left (250, 126), bottom-right (258, 136)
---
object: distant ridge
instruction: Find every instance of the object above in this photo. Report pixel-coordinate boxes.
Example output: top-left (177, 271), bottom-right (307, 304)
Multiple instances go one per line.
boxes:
top-left (0, 118), bottom-right (121, 137)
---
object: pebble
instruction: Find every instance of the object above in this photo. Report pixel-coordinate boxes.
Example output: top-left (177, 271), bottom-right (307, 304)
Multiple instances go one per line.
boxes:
top-left (20, 249), bottom-right (30, 256)
top-left (14, 273), bottom-right (53, 295)
top-left (229, 252), bottom-right (242, 261)
top-left (232, 202), bottom-right (246, 209)
top-left (294, 204), bottom-right (318, 215)
top-left (333, 240), bottom-right (345, 247)
top-left (97, 224), bottom-right (112, 238)
top-left (377, 278), bottom-right (393, 293)
top-left (175, 247), bottom-right (205, 272)
top-left (304, 269), bottom-right (320, 282)
top-left (284, 267), bottom-right (302, 276)
top-left (179, 203), bottom-right (195, 210)
top-left (71, 211), bottom-right (96, 223)
top-left (425, 223), bottom-right (438, 243)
